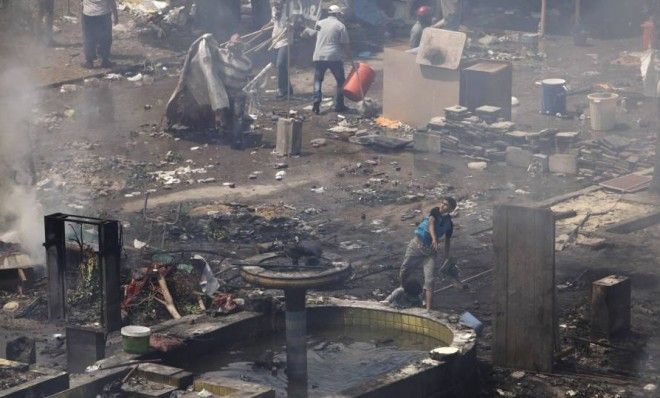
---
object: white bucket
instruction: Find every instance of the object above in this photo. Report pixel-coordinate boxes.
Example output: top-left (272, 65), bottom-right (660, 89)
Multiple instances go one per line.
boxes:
top-left (588, 92), bottom-right (619, 131)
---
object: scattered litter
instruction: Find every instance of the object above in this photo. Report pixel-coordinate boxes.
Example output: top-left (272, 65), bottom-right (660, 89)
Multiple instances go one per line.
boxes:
top-left (127, 73), bottom-right (143, 82)
top-left (222, 182), bottom-right (235, 188)
top-left (2, 301), bottom-right (19, 312)
top-left (510, 370), bottom-right (525, 379)
top-left (310, 138), bottom-right (327, 148)
top-left (190, 146), bottom-right (200, 151)
top-left (104, 73), bottom-right (123, 81)
top-left (511, 96), bottom-right (519, 106)
top-left (514, 189), bottom-right (530, 195)
top-left (274, 163), bottom-right (288, 169)
top-left (310, 187), bottom-right (325, 193)
top-left (467, 161), bottom-right (488, 171)
top-left (59, 84), bottom-right (78, 93)
top-left (198, 178), bottom-right (216, 184)
top-left (275, 171), bottom-right (286, 180)
top-left (133, 239), bottom-right (147, 249)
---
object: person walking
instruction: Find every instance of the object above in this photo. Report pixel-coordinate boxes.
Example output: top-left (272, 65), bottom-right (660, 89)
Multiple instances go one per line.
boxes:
top-left (81, 0), bottom-right (119, 68)
top-left (304, 5), bottom-right (350, 114)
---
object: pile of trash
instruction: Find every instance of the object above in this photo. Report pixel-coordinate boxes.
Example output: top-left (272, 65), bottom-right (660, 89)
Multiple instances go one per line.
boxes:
top-left (122, 252), bottom-right (243, 325)
top-left (121, 0), bottom-right (191, 40)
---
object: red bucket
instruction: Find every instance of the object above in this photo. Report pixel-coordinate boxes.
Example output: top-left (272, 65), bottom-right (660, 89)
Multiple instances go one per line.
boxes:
top-left (343, 62), bottom-right (375, 102)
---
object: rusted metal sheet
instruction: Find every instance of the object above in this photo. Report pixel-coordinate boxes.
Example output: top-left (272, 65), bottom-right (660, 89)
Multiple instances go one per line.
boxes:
top-left (0, 252), bottom-right (35, 270)
top-left (599, 173), bottom-right (652, 193)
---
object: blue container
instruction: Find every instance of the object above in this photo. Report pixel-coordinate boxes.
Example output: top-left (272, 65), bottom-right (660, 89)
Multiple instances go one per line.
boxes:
top-left (541, 78), bottom-right (567, 115)
top-left (459, 311), bottom-right (483, 336)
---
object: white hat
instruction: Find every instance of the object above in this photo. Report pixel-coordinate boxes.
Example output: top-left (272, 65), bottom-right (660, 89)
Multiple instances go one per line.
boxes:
top-left (328, 5), bottom-right (343, 14)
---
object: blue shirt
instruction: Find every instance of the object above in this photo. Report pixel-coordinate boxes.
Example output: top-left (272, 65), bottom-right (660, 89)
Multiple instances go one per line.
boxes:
top-left (415, 215), bottom-right (453, 246)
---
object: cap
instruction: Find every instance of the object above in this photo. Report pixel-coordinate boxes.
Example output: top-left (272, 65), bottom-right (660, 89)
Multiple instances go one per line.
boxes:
top-left (416, 5), bottom-right (431, 17)
top-left (328, 5), bottom-right (343, 15)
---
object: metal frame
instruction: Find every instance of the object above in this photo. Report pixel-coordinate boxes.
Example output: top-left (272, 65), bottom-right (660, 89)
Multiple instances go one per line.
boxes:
top-left (44, 213), bottom-right (122, 331)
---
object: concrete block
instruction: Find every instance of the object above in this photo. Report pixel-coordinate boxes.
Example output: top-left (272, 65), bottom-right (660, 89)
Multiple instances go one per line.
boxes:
top-left (275, 118), bottom-right (302, 156)
top-left (66, 326), bottom-right (106, 373)
top-left (444, 105), bottom-right (469, 120)
top-left (121, 382), bottom-right (178, 397)
top-left (6, 336), bottom-right (36, 364)
top-left (505, 146), bottom-right (533, 168)
top-left (427, 116), bottom-right (446, 130)
top-left (414, 130), bottom-right (443, 153)
top-left (194, 375), bottom-right (275, 398)
top-left (136, 363), bottom-right (193, 389)
top-left (475, 105), bottom-right (502, 122)
top-left (591, 275), bottom-right (631, 338)
top-left (549, 153), bottom-right (578, 174)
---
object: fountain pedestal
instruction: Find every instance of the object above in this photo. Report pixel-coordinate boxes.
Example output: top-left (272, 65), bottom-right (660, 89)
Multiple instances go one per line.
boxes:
top-left (240, 261), bottom-right (351, 398)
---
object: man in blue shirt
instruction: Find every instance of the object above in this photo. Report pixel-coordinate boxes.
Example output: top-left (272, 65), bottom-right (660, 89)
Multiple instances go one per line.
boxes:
top-left (399, 197), bottom-right (457, 310)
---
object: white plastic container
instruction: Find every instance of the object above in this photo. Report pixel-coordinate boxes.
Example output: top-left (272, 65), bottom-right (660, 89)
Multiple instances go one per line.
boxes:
top-left (588, 92), bottom-right (619, 131)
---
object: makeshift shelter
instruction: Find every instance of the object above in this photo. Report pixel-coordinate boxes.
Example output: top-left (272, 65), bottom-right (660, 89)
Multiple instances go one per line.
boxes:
top-left (165, 34), bottom-right (252, 130)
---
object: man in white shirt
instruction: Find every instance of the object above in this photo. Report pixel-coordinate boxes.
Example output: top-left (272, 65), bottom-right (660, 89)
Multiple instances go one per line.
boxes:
top-left (81, 0), bottom-right (119, 68)
top-left (305, 5), bottom-right (350, 114)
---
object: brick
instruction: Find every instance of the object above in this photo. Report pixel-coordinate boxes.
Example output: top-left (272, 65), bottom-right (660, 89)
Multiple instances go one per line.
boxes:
top-left (549, 154), bottom-right (578, 174)
top-left (591, 275), bottom-right (631, 338)
top-left (505, 146), bottom-right (533, 168)
top-left (414, 130), bottom-right (443, 153)
top-left (136, 363), bottom-right (193, 389)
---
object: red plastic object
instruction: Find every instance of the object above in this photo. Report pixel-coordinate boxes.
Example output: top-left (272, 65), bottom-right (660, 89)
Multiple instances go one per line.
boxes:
top-left (642, 20), bottom-right (655, 50)
top-left (343, 62), bottom-right (376, 102)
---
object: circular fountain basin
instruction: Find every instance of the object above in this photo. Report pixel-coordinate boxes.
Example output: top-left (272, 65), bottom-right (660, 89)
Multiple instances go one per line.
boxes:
top-left (167, 299), bottom-right (477, 397)
top-left (240, 261), bottom-right (351, 290)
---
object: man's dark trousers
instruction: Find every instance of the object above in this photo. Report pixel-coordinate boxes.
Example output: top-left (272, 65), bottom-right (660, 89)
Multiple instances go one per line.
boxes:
top-left (82, 13), bottom-right (112, 63)
top-left (313, 61), bottom-right (345, 110)
top-left (274, 46), bottom-right (292, 96)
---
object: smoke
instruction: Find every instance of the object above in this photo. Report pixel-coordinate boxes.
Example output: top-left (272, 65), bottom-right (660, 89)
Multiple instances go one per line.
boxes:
top-left (0, 64), bottom-right (45, 264)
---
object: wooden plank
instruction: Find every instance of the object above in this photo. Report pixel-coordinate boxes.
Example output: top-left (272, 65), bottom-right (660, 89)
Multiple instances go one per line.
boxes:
top-left (493, 204), bottom-right (556, 372)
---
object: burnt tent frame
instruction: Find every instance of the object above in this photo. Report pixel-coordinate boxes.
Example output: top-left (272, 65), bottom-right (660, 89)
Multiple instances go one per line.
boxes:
top-left (44, 213), bottom-right (123, 332)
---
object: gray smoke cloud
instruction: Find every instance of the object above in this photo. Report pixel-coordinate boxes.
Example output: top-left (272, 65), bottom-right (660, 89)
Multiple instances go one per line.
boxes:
top-left (0, 65), bottom-right (45, 264)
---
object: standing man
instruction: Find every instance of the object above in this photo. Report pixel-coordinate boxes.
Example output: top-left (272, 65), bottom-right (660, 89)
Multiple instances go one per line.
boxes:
top-left (305, 5), bottom-right (350, 114)
top-left (399, 197), bottom-right (457, 310)
top-left (81, 0), bottom-right (119, 69)
top-left (271, 1), bottom-right (293, 98)
top-left (410, 5), bottom-right (432, 48)
top-left (37, 0), bottom-right (55, 46)
top-left (432, 0), bottom-right (464, 30)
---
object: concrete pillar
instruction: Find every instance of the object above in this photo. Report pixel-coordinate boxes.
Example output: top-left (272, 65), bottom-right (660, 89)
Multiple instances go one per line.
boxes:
top-left (651, 99), bottom-right (660, 192)
top-left (275, 118), bottom-right (303, 156)
top-left (591, 275), bottom-right (631, 338)
top-left (284, 288), bottom-right (307, 397)
top-left (493, 204), bottom-right (556, 372)
top-left (66, 326), bottom-right (106, 373)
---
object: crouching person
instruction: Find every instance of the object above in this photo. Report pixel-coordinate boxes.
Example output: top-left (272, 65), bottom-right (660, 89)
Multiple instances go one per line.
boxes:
top-left (399, 197), bottom-right (457, 310)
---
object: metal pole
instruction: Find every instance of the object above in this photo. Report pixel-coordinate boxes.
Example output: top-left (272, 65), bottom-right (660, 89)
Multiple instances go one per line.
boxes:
top-left (284, 288), bottom-right (308, 397)
top-left (651, 95), bottom-right (660, 192)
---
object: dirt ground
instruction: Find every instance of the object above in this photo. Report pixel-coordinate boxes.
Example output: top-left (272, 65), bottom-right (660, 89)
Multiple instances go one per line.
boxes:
top-left (0, 1), bottom-right (659, 396)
